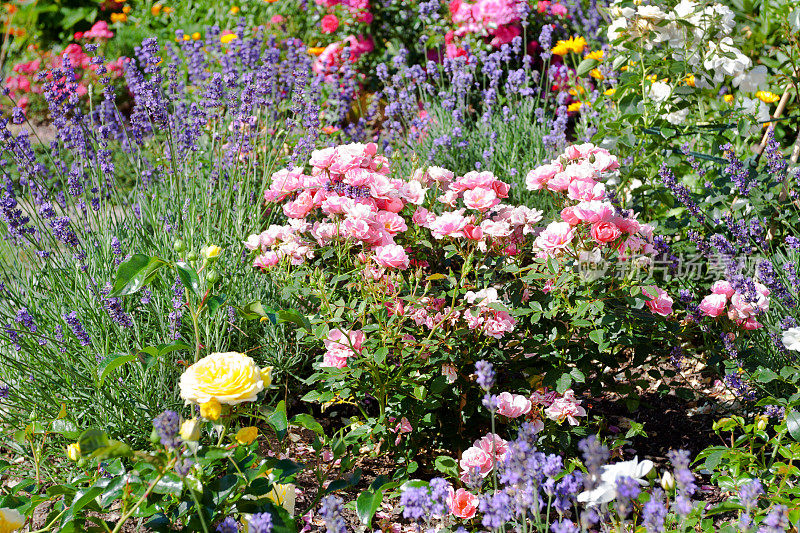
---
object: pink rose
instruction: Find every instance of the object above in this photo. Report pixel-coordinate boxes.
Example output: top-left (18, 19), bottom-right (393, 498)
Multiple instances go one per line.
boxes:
top-left (459, 446), bottom-right (493, 480)
top-left (534, 221), bottom-right (575, 252)
top-left (561, 206), bottom-right (580, 225)
top-left (711, 280), bottom-right (734, 298)
top-left (464, 224), bottom-right (484, 240)
top-left (496, 392), bottom-right (532, 418)
top-left (590, 221), bottom-right (622, 244)
top-left (550, 2), bottom-right (568, 15)
top-left (525, 162), bottom-right (562, 190)
top-left (448, 489), bottom-right (478, 519)
top-left (253, 251), bottom-right (280, 269)
top-left (374, 244), bottom-right (410, 269)
top-left (573, 200), bottom-right (614, 224)
top-left (475, 432), bottom-right (508, 459)
top-left (644, 286), bottom-right (673, 316)
top-left (430, 211), bottom-right (469, 239)
top-left (320, 14), bottom-right (339, 33)
top-left (463, 187), bottom-right (500, 211)
top-left (544, 390), bottom-right (587, 425)
top-left (375, 211), bottom-right (408, 235)
top-left (567, 177), bottom-right (605, 201)
top-left (698, 293), bottom-right (727, 317)
top-left (412, 207), bottom-right (436, 227)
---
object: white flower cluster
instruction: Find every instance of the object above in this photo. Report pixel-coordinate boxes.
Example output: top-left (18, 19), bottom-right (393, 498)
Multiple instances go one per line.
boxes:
top-left (607, 0), bottom-right (769, 124)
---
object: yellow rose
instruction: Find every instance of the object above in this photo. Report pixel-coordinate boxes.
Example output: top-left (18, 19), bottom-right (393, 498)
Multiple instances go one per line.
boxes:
top-left (220, 33), bottom-right (238, 44)
top-left (0, 508), bottom-right (24, 532)
top-left (201, 244), bottom-right (222, 259)
top-left (235, 426), bottom-right (258, 445)
top-left (192, 32), bottom-right (202, 40)
top-left (267, 483), bottom-right (296, 515)
top-left (180, 418), bottom-right (202, 441)
top-left (180, 352), bottom-right (266, 405)
top-left (66, 442), bottom-right (81, 461)
top-left (200, 398), bottom-right (222, 421)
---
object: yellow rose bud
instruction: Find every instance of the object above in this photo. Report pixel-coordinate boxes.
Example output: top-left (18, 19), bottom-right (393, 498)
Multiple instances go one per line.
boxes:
top-left (723, 94), bottom-right (734, 104)
top-left (0, 507), bottom-right (24, 532)
top-left (202, 245), bottom-right (222, 259)
top-left (66, 442), bottom-right (81, 461)
top-left (756, 416), bottom-right (768, 431)
top-left (200, 398), bottom-right (222, 421)
top-left (180, 418), bottom-right (201, 441)
top-left (236, 426), bottom-right (259, 445)
top-left (180, 353), bottom-right (267, 406)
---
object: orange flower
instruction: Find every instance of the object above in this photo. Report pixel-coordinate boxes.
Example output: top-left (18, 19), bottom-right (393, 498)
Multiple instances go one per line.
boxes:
top-left (151, 3), bottom-right (162, 15)
top-left (590, 68), bottom-right (604, 80)
top-left (307, 46), bottom-right (326, 56)
top-left (110, 13), bottom-right (127, 23)
top-left (585, 50), bottom-right (604, 61)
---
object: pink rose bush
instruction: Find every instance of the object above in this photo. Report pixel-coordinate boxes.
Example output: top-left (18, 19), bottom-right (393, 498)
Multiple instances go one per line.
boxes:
top-left (459, 432), bottom-right (508, 480)
top-left (245, 141), bottom-right (673, 450)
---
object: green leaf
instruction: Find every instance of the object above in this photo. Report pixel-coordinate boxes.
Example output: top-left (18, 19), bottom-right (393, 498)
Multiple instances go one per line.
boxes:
top-left (434, 456), bottom-right (458, 478)
top-left (154, 473), bottom-right (184, 495)
top-left (787, 409), bottom-right (800, 442)
top-left (62, 486), bottom-right (104, 524)
top-left (575, 57), bottom-right (598, 77)
top-left (110, 255), bottom-right (166, 296)
top-left (239, 301), bottom-right (269, 320)
top-left (175, 261), bottom-right (201, 298)
top-left (756, 368), bottom-right (779, 384)
top-left (267, 401), bottom-right (289, 441)
top-left (98, 354), bottom-right (137, 386)
top-left (207, 295), bottom-right (227, 317)
top-left (52, 419), bottom-right (80, 439)
top-left (556, 373), bottom-right (572, 394)
top-left (276, 310), bottom-right (312, 332)
top-left (588, 329), bottom-right (604, 345)
top-left (356, 487), bottom-right (384, 526)
top-left (78, 429), bottom-right (110, 456)
top-left (290, 414), bottom-right (325, 437)
top-left (790, 8), bottom-right (800, 32)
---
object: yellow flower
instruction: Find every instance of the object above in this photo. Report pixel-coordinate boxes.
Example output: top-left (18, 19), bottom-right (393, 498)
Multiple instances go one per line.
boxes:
top-left (0, 508), bottom-right (24, 532)
top-left (202, 244), bottom-right (222, 259)
top-left (183, 35), bottom-right (190, 41)
top-left (307, 46), bottom-right (326, 56)
top-left (756, 91), bottom-right (780, 104)
top-left (66, 442), bottom-right (81, 461)
top-left (220, 33), bottom-right (239, 44)
top-left (568, 36), bottom-right (587, 54)
top-left (200, 399), bottom-right (222, 421)
top-left (604, 88), bottom-right (617, 96)
top-left (122, 5), bottom-right (131, 13)
top-left (267, 483), bottom-right (296, 515)
top-left (683, 74), bottom-right (695, 87)
top-left (110, 13), bottom-right (127, 23)
top-left (589, 68), bottom-right (604, 80)
top-left (151, 3), bottom-right (162, 15)
top-left (585, 50), bottom-right (604, 61)
top-left (620, 65), bottom-right (629, 72)
top-left (567, 102), bottom-right (583, 112)
top-left (180, 418), bottom-right (201, 441)
top-left (192, 32), bottom-right (202, 40)
top-left (235, 426), bottom-right (259, 445)
top-left (180, 352), bottom-right (267, 406)
top-left (552, 36), bottom-right (587, 56)
top-left (551, 41), bottom-right (570, 56)
top-left (646, 74), bottom-right (657, 82)
top-left (723, 94), bottom-right (734, 103)
top-left (163, 6), bottom-right (174, 13)
top-left (230, 6), bottom-right (240, 14)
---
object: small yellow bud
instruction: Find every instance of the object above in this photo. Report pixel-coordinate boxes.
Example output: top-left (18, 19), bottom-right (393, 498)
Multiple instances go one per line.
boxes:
top-left (235, 426), bottom-right (258, 445)
top-left (200, 398), bottom-right (222, 421)
top-left (202, 244), bottom-right (222, 259)
top-left (67, 442), bottom-right (81, 461)
top-left (192, 32), bottom-right (202, 40)
top-left (180, 418), bottom-right (201, 441)
top-left (756, 416), bottom-right (768, 431)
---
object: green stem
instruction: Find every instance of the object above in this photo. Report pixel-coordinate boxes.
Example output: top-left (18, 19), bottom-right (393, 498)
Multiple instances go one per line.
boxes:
top-left (110, 460), bottom-right (174, 533)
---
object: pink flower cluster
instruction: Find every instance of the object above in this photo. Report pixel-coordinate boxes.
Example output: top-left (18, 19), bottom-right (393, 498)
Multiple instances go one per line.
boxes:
top-left (315, 0), bottom-right (373, 23)
top-left (531, 387), bottom-right (587, 426)
top-left (448, 0), bottom-right (522, 50)
top-left (322, 328), bottom-right (365, 368)
top-left (313, 35), bottom-right (375, 78)
top-left (4, 41), bottom-right (126, 109)
top-left (698, 280), bottom-right (769, 329)
top-left (74, 21), bottom-right (114, 41)
top-left (644, 286), bottom-right (674, 317)
top-left (459, 432), bottom-right (508, 481)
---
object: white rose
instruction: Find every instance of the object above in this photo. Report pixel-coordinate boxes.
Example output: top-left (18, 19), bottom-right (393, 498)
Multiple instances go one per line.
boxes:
top-left (782, 328), bottom-right (800, 351)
